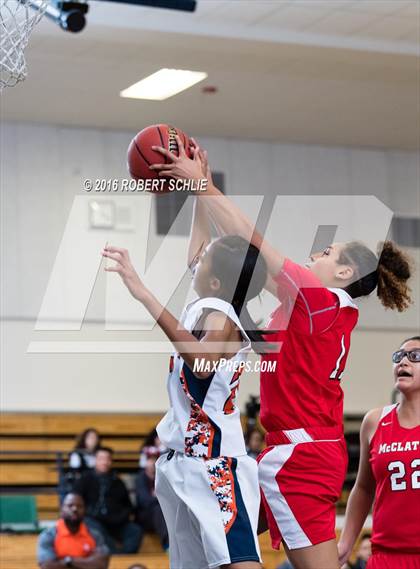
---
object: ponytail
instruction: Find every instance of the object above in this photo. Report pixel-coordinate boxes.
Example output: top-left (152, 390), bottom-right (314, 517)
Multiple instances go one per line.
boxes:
top-left (339, 240), bottom-right (412, 312)
top-left (376, 241), bottom-right (412, 312)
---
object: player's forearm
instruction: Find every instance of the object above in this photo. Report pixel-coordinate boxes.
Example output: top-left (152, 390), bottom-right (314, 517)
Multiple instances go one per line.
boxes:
top-left (139, 290), bottom-right (225, 371)
top-left (201, 184), bottom-right (285, 276)
top-left (201, 183), bottom-right (257, 244)
top-left (188, 197), bottom-right (211, 268)
top-left (339, 483), bottom-right (374, 553)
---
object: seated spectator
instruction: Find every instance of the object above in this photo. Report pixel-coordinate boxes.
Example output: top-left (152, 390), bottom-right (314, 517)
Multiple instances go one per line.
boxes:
top-left (37, 492), bottom-right (109, 569)
top-left (350, 533), bottom-right (371, 569)
top-left (58, 429), bottom-right (102, 503)
top-left (70, 428), bottom-right (101, 471)
top-left (75, 447), bottom-right (143, 555)
top-left (138, 429), bottom-right (166, 469)
top-left (245, 428), bottom-right (264, 460)
top-left (136, 450), bottom-right (168, 551)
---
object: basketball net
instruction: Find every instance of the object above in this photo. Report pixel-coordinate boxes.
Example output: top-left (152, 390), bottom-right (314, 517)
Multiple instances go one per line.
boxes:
top-left (0, 0), bottom-right (49, 89)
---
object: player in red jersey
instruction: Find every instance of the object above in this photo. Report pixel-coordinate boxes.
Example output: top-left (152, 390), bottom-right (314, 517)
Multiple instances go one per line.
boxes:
top-left (338, 337), bottom-right (420, 569)
top-left (150, 138), bottom-right (413, 569)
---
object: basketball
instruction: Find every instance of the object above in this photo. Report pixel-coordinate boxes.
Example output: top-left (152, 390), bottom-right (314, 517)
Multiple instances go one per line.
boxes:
top-left (127, 124), bottom-right (192, 191)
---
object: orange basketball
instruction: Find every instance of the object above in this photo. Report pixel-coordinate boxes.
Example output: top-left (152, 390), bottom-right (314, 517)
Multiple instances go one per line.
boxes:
top-left (127, 124), bottom-right (193, 192)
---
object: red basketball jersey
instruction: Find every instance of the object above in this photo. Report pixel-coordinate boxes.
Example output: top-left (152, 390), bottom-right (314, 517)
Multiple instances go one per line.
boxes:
top-left (260, 259), bottom-right (358, 432)
top-left (369, 404), bottom-right (420, 554)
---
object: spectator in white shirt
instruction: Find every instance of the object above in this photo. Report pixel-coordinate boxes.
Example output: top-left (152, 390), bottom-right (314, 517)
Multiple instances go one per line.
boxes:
top-left (70, 429), bottom-right (101, 471)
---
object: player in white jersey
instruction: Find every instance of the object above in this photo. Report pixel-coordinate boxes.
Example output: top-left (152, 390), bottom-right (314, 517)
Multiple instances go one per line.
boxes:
top-left (102, 200), bottom-right (269, 568)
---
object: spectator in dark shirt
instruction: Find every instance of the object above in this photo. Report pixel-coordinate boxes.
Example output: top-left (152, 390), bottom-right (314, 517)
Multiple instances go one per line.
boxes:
top-left (245, 428), bottom-right (264, 460)
top-left (37, 492), bottom-right (109, 569)
top-left (350, 534), bottom-right (371, 569)
top-left (136, 450), bottom-right (168, 551)
top-left (75, 447), bottom-right (143, 555)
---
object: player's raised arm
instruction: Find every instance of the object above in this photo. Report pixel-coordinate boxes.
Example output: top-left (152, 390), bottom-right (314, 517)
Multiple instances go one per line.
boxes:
top-left (102, 246), bottom-right (238, 378)
top-left (150, 136), bottom-right (286, 279)
top-left (188, 191), bottom-right (211, 271)
top-left (201, 185), bottom-right (285, 278)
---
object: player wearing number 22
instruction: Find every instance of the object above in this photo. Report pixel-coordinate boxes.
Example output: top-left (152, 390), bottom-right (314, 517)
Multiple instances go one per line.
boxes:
top-left (338, 337), bottom-right (420, 569)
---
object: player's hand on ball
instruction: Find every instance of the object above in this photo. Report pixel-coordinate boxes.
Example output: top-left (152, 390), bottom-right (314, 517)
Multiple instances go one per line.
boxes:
top-left (191, 137), bottom-right (213, 186)
top-left (102, 246), bottom-right (148, 301)
top-left (149, 135), bottom-right (205, 181)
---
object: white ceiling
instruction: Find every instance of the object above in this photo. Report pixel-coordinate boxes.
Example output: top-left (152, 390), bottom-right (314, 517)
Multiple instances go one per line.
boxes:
top-left (86, 0), bottom-right (420, 53)
top-left (2, 0), bottom-right (419, 149)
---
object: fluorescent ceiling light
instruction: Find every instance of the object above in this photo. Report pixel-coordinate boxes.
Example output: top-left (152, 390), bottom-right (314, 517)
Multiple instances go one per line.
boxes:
top-left (120, 68), bottom-right (208, 101)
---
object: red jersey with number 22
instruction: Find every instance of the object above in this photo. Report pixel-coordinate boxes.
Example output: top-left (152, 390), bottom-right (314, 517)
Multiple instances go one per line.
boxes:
top-left (260, 259), bottom-right (359, 432)
top-left (369, 404), bottom-right (420, 554)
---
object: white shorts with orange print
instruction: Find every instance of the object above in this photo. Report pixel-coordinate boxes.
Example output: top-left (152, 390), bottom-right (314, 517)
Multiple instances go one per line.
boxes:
top-left (155, 451), bottom-right (261, 569)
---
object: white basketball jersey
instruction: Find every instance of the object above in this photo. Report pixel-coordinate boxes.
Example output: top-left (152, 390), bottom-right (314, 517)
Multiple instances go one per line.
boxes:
top-left (157, 297), bottom-right (251, 458)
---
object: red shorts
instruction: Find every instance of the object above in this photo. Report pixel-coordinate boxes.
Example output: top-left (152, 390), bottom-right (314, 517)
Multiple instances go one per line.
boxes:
top-left (367, 552), bottom-right (420, 569)
top-left (257, 428), bottom-right (347, 550)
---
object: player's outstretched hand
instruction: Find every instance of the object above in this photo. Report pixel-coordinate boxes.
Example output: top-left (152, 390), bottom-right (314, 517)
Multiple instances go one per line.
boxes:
top-left (102, 246), bottom-right (148, 302)
top-left (149, 135), bottom-right (206, 182)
